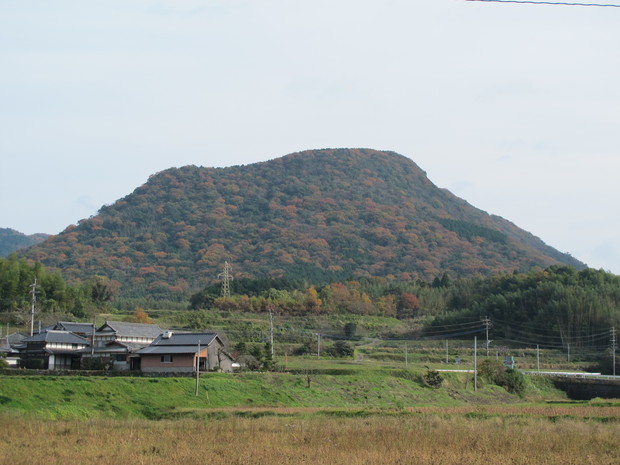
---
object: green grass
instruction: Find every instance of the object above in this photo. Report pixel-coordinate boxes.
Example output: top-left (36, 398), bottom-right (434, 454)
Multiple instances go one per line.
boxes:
top-left (0, 360), bottom-right (568, 421)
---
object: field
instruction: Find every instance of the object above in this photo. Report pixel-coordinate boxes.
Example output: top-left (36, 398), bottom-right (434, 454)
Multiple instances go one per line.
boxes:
top-left (1, 406), bottom-right (619, 465)
top-left (1, 363), bottom-right (619, 464)
top-left (2, 306), bottom-right (618, 464)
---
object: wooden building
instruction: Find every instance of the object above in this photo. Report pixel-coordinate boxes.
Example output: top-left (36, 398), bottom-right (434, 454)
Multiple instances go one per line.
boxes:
top-left (138, 331), bottom-right (234, 373)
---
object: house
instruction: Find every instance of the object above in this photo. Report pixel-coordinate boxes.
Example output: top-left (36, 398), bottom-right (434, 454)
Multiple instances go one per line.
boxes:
top-left (94, 321), bottom-right (165, 346)
top-left (138, 331), bottom-right (234, 373)
top-left (83, 321), bottom-right (165, 371)
top-left (0, 332), bottom-right (27, 367)
top-left (50, 321), bottom-right (96, 338)
top-left (20, 330), bottom-right (89, 370)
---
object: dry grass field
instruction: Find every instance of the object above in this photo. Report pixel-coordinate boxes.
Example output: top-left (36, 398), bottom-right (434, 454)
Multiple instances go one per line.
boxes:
top-left (1, 406), bottom-right (618, 465)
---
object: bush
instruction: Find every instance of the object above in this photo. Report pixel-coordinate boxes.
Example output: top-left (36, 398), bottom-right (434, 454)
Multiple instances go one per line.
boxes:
top-left (478, 358), bottom-right (526, 397)
top-left (504, 368), bottom-right (526, 396)
top-left (422, 369), bottom-right (444, 388)
top-left (20, 359), bottom-right (45, 369)
top-left (327, 341), bottom-right (354, 358)
top-left (292, 343), bottom-right (313, 356)
top-left (237, 355), bottom-right (262, 371)
top-left (479, 359), bottom-right (506, 385)
top-left (81, 357), bottom-right (107, 371)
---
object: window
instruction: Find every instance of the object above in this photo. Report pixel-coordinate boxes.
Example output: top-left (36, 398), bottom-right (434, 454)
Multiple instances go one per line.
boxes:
top-left (161, 355), bottom-right (173, 363)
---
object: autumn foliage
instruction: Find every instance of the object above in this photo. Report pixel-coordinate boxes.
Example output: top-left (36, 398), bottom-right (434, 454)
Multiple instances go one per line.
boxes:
top-left (18, 149), bottom-right (584, 300)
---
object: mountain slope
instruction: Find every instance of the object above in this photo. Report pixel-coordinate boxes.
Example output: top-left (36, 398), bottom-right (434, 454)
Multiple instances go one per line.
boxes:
top-left (0, 228), bottom-right (49, 257)
top-left (20, 149), bottom-right (585, 298)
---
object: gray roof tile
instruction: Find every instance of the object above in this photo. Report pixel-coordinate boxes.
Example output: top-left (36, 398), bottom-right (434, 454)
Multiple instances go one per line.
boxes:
top-left (97, 321), bottom-right (164, 338)
top-left (150, 332), bottom-right (218, 346)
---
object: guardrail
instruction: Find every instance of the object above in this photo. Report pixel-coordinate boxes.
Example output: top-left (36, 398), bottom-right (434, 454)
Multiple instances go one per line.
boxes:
top-left (523, 371), bottom-right (620, 380)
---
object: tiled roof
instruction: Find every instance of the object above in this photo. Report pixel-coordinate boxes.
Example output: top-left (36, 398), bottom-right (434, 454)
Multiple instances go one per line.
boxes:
top-left (97, 321), bottom-right (164, 338)
top-left (24, 330), bottom-right (90, 345)
top-left (0, 332), bottom-right (27, 349)
top-left (54, 321), bottom-right (96, 334)
top-left (150, 332), bottom-right (218, 347)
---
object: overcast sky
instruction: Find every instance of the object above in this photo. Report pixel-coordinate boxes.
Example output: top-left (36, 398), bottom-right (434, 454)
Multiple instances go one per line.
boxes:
top-left (1, 0), bottom-right (619, 274)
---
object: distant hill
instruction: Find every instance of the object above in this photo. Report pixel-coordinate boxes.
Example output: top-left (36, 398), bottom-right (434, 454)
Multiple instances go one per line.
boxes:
top-left (0, 228), bottom-right (49, 257)
top-left (20, 148), bottom-right (585, 299)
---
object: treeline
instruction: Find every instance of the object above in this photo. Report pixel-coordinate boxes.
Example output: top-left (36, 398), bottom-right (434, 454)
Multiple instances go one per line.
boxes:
top-left (190, 266), bottom-right (620, 349)
top-left (428, 266), bottom-right (620, 349)
top-left (0, 255), bottom-right (114, 324)
top-left (189, 275), bottom-right (441, 318)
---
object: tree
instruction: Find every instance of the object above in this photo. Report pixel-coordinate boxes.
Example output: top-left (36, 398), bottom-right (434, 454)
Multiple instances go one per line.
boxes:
top-left (343, 322), bottom-right (357, 338)
top-left (126, 307), bottom-right (153, 324)
top-left (398, 292), bottom-right (420, 318)
top-left (263, 342), bottom-right (275, 370)
top-left (305, 287), bottom-right (322, 313)
top-left (90, 276), bottom-right (113, 309)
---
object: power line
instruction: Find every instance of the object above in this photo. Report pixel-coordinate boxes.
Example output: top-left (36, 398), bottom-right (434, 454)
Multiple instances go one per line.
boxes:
top-left (466, 0), bottom-right (620, 6)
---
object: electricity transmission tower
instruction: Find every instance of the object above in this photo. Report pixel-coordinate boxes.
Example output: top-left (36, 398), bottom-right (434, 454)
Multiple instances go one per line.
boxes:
top-left (218, 261), bottom-right (233, 297)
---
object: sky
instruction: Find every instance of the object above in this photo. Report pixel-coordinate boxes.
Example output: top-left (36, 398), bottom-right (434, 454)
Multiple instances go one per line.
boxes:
top-left (1, 0), bottom-right (619, 274)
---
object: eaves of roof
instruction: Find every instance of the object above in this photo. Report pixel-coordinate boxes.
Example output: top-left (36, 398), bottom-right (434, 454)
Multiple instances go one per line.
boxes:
top-left (137, 346), bottom-right (201, 355)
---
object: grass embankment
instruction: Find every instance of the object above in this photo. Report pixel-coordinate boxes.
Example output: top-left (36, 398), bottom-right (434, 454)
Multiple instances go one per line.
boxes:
top-left (0, 361), bottom-right (563, 420)
top-left (1, 366), bottom-right (618, 464)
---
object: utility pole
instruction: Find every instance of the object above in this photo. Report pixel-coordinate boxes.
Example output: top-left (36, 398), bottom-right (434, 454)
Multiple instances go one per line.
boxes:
top-left (445, 340), bottom-right (449, 364)
top-left (218, 261), bottom-right (233, 297)
top-left (611, 327), bottom-right (617, 377)
top-left (91, 313), bottom-right (96, 357)
top-left (537, 344), bottom-right (540, 373)
top-left (269, 307), bottom-right (274, 358)
top-left (482, 316), bottom-right (492, 357)
top-left (195, 339), bottom-right (201, 396)
top-left (29, 279), bottom-right (37, 337)
top-left (316, 333), bottom-right (321, 358)
top-left (405, 344), bottom-right (408, 368)
top-left (567, 343), bottom-right (570, 364)
top-left (474, 336), bottom-right (478, 392)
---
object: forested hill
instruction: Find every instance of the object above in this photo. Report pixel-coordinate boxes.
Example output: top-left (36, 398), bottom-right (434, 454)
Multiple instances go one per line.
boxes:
top-left (20, 148), bottom-right (584, 299)
top-left (0, 228), bottom-right (49, 257)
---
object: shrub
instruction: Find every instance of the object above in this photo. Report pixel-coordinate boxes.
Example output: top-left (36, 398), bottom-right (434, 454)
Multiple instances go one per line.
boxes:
top-left (478, 359), bottom-right (506, 385)
top-left (20, 359), bottom-right (45, 369)
top-left (292, 343), bottom-right (312, 356)
top-left (327, 341), bottom-right (354, 358)
top-left (422, 369), bottom-right (444, 388)
top-left (478, 358), bottom-right (526, 397)
top-left (504, 368), bottom-right (526, 396)
top-left (81, 358), bottom-right (107, 371)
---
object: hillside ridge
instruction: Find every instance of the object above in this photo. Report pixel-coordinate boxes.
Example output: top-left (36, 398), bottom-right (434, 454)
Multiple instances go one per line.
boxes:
top-left (20, 148), bottom-right (585, 298)
top-left (0, 228), bottom-right (49, 257)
